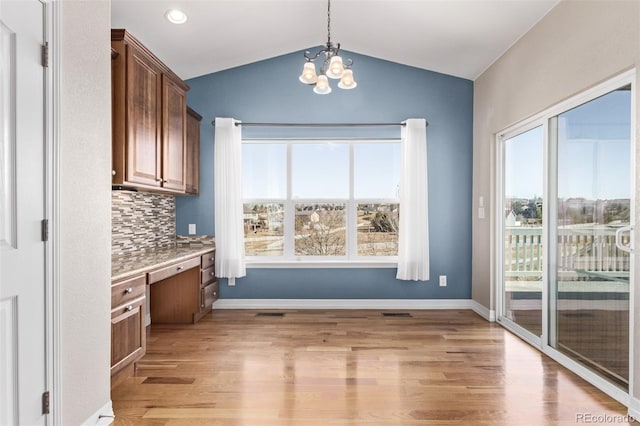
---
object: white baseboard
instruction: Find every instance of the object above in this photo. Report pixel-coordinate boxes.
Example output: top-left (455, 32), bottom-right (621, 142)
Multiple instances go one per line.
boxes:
top-left (629, 396), bottom-right (640, 420)
top-left (212, 298), bottom-right (474, 310)
top-left (470, 300), bottom-right (496, 322)
top-left (81, 400), bottom-right (114, 426)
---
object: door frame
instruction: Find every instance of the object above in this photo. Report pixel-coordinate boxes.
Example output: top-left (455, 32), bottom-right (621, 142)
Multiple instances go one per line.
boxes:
top-left (44, 1), bottom-right (60, 423)
top-left (494, 69), bottom-right (637, 408)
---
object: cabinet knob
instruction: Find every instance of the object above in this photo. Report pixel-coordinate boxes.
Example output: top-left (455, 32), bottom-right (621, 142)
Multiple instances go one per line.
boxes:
top-left (155, 178), bottom-right (162, 182)
top-left (163, 179), bottom-right (169, 183)
top-left (213, 292), bottom-right (217, 297)
top-left (177, 266), bottom-right (184, 271)
top-left (210, 272), bottom-right (215, 276)
top-left (125, 305), bottom-right (133, 312)
top-left (124, 287), bottom-right (133, 294)
top-left (112, 170), bottom-right (116, 176)
top-left (210, 257), bottom-right (214, 262)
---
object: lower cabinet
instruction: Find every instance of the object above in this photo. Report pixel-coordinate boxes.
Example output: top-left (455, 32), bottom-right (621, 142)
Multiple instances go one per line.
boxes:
top-left (110, 274), bottom-right (146, 375)
top-left (195, 251), bottom-right (218, 322)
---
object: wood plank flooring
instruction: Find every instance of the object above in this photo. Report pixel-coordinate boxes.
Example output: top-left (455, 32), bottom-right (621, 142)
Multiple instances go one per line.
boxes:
top-left (111, 309), bottom-right (633, 425)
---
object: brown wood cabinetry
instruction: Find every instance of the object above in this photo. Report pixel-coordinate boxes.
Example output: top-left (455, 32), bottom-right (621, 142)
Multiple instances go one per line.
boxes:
top-left (195, 250), bottom-right (218, 322)
top-left (185, 107), bottom-right (202, 194)
top-left (111, 274), bottom-right (146, 375)
top-left (111, 29), bottom-right (189, 194)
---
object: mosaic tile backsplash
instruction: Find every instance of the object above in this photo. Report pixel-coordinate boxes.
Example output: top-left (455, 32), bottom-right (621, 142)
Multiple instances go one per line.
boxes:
top-left (112, 190), bottom-right (176, 255)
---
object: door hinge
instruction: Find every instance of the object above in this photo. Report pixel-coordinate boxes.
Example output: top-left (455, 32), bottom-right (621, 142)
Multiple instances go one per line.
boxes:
top-left (41, 42), bottom-right (49, 68)
top-left (42, 391), bottom-right (50, 415)
top-left (41, 219), bottom-right (49, 242)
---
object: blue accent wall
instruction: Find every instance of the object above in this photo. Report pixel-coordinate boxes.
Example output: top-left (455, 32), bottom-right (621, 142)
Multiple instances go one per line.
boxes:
top-left (176, 48), bottom-right (473, 299)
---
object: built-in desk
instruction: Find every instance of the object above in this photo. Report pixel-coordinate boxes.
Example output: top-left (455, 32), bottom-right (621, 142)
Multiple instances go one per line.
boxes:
top-left (110, 245), bottom-right (217, 377)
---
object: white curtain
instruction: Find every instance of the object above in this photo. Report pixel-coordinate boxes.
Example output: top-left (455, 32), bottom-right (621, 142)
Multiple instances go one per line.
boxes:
top-left (214, 117), bottom-right (246, 279)
top-left (396, 118), bottom-right (430, 281)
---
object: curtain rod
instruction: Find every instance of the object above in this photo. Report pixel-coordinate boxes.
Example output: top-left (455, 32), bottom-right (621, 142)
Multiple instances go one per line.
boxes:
top-left (211, 121), bottom-right (429, 128)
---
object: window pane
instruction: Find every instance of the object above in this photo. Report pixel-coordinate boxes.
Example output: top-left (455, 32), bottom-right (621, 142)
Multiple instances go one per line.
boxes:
top-left (294, 203), bottom-right (346, 256)
top-left (357, 203), bottom-right (399, 256)
top-left (243, 203), bottom-right (284, 256)
top-left (242, 144), bottom-right (286, 199)
top-left (551, 86), bottom-right (631, 388)
top-left (502, 126), bottom-right (543, 338)
top-left (354, 143), bottom-right (400, 199)
top-left (292, 144), bottom-right (348, 199)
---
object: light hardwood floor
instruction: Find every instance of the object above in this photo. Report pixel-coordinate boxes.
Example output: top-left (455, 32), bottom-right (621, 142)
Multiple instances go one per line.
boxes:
top-left (111, 309), bottom-right (634, 425)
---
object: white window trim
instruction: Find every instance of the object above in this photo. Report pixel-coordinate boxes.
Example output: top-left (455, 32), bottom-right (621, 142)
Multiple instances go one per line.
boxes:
top-left (243, 138), bottom-right (400, 268)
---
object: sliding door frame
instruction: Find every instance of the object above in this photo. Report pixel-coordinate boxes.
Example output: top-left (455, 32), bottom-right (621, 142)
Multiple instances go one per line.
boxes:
top-left (494, 69), bottom-right (636, 407)
top-left (495, 117), bottom-right (548, 350)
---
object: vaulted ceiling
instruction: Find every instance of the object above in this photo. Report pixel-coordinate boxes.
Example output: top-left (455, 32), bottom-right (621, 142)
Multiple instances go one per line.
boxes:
top-left (111, 0), bottom-right (558, 81)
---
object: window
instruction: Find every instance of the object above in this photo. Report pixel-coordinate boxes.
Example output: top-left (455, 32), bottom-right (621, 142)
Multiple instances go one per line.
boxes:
top-left (242, 140), bottom-right (400, 264)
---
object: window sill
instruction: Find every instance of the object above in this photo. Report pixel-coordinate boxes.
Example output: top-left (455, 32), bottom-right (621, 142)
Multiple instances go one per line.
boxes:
top-left (245, 260), bottom-right (398, 269)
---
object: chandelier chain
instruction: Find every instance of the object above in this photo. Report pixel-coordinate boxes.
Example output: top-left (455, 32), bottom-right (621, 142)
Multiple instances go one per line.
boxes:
top-left (327, 0), bottom-right (331, 44)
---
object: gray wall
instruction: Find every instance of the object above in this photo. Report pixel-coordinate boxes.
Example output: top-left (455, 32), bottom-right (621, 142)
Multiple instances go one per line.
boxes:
top-left (176, 49), bottom-right (474, 299)
top-left (59, 1), bottom-right (112, 423)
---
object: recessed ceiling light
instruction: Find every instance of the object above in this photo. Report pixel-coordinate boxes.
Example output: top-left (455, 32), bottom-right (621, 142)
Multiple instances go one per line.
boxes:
top-left (165, 9), bottom-right (187, 24)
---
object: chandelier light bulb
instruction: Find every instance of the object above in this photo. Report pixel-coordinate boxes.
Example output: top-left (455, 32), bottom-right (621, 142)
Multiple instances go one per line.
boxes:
top-left (299, 62), bottom-right (318, 84)
top-left (326, 56), bottom-right (344, 79)
top-left (337, 69), bottom-right (357, 89)
top-left (313, 75), bottom-right (332, 94)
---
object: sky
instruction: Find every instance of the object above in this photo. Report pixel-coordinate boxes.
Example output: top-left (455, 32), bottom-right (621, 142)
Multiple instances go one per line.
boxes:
top-left (504, 88), bottom-right (631, 201)
top-left (242, 141), bottom-right (400, 200)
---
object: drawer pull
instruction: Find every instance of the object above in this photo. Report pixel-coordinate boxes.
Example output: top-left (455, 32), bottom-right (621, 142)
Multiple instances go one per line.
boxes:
top-left (177, 266), bottom-right (184, 271)
top-left (213, 292), bottom-right (217, 297)
top-left (209, 257), bottom-right (214, 261)
top-left (125, 305), bottom-right (133, 312)
top-left (124, 287), bottom-right (133, 294)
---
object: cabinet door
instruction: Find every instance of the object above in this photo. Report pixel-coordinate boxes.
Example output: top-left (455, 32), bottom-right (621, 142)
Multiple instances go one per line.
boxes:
top-left (185, 108), bottom-right (201, 194)
top-left (125, 46), bottom-right (162, 187)
top-left (111, 297), bottom-right (146, 375)
top-left (161, 76), bottom-right (186, 192)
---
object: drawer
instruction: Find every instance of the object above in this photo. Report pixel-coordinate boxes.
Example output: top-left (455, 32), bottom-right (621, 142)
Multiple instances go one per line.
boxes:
top-left (201, 280), bottom-right (219, 311)
top-left (201, 266), bottom-right (216, 286)
top-left (201, 251), bottom-right (215, 269)
top-left (111, 295), bottom-right (145, 320)
top-left (148, 256), bottom-right (201, 284)
top-left (111, 274), bottom-right (146, 308)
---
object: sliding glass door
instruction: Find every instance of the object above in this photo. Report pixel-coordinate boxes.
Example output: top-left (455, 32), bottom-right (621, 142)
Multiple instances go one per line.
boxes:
top-left (500, 126), bottom-right (544, 338)
top-left (498, 73), bottom-right (634, 396)
top-left (549, 85), bottom-right (632, 389)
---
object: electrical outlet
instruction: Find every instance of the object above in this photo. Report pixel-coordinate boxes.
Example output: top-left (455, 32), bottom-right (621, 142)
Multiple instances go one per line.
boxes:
top-left (188, 224), bottom-right (196, 235)
top-left (439, 275), bottom-right (447, 287)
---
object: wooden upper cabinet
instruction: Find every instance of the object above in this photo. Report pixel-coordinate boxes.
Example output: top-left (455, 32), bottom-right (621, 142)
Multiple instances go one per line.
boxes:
top-left (111, 29), bottom-right (189, 194)
top-left (185, 107), bottom-right (202, 195)
top-left (126, 46), bottom-right (162, 187)
top-left (162, 77), bottom-right (187, 191)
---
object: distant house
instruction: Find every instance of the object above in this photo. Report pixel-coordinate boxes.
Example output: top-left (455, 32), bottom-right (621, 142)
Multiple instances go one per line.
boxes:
top-left (505, 210), bottom-right (519, 226)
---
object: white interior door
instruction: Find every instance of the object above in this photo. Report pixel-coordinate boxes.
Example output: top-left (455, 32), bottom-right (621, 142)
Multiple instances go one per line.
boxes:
top-left (0, 1), bottom-right (47, 425)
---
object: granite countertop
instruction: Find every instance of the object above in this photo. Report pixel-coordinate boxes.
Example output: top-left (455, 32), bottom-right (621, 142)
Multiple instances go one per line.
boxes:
top-left (112, 245), bottom-right (215, 282)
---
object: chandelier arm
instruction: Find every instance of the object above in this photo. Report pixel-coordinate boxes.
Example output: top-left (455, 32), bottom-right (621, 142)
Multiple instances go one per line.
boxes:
top-left (343, 58), bottom-right (353, 68)
top-left (303, 49), bottom-right (323, 62)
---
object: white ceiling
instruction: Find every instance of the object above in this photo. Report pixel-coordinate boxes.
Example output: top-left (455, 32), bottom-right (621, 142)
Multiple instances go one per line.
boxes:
top-left (111, 0), bottom-right (558, 81)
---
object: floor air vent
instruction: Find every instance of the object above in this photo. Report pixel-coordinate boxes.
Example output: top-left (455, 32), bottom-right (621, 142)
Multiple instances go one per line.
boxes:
top-left (256, 312), bottom-right (285, 317)
top-left (382, 312), bottom-right (412, 317)
top-left (561, 312), bottom-right (594, 318)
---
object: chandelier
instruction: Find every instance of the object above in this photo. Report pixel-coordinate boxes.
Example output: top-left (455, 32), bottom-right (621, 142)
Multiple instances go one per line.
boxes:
top-left (298, 0), bottom-right (357, 94)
